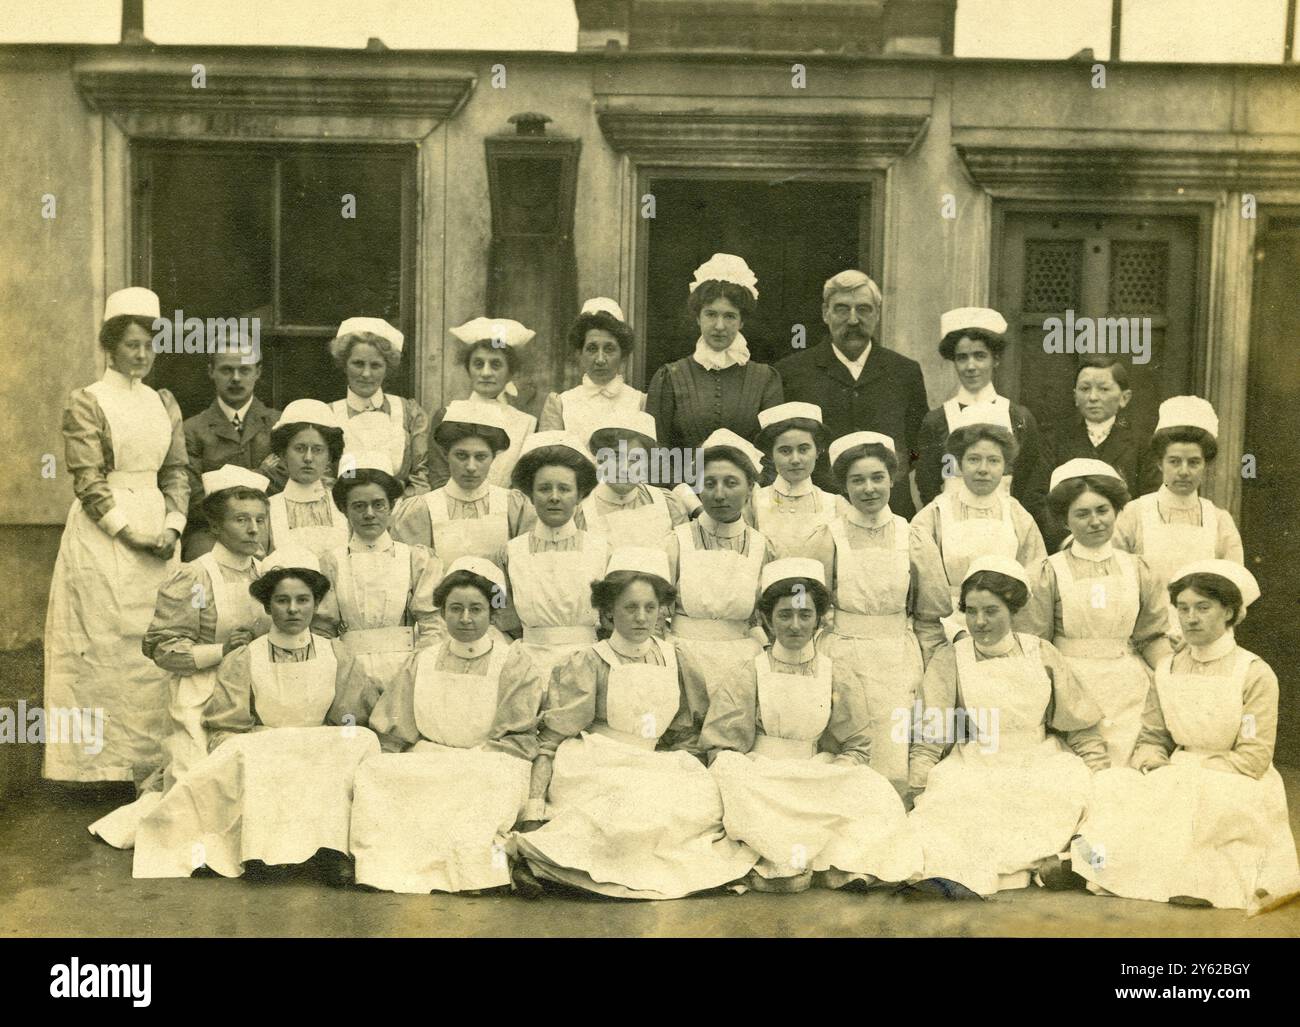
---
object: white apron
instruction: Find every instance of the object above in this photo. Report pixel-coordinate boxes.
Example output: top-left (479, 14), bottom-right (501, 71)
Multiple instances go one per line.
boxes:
top-left (941, 398), bottom-right (1014, 498)
top-left (818, 515), bottom-right (922, 791)
top-left (1074, 649), bottom-right (1300, 913)
top-left (351, 644), bottom-right (531, 893)
top-left (164, 550), bottom-right (266, 789)
top-left (909, 635), bottom-right (1092, 896)
top-left (329, 542), bottom-right (418, 725)
top-left (483, 401), bottom-right (535, 489)
top-left (937, 490), bottom-right (1019, 642)
top-left (333, 396), bottom-right (407, 478)
top-left (1138, 494), bottom-right (1219, 644)
top-left (579, 487), bottom-right (672, 542)
top-left (672, 522), bottom-right (767, 705)
top-left (712, 654), bottom-right (923, 884)
top-left (266, 491), bottom-right (349, 560)
top-left (505, 533), bottom-right (606, 683)
top-left (514, 641), bottom-right (756, 898)
top-left (751, 483), bottom-right (835, 561)
top-left (1050, 548), bottom-right (1150, 766)
top-left (424, 485), bottom-right (510, 567)
top-left (44, 382), bottom-right (179, 782)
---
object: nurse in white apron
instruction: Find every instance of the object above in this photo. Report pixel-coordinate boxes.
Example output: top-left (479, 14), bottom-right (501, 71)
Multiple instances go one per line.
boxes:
top-left (908, 556), bottom-right (1109, 898)
top-left (46, 288), bottom-right (188, 789)
top-left (351, 558), bottom-right (545, 894)
top-left (430, 318), bottom-right (538, 490)
top-left (326, 317), bottom-right (431, 506)
top-left (816, 432), bottom-right (950, 793)
top-left (133, 566), bottom-right (378, 880)
top-left (264, 399), bottom-right (349, 561)
top-left (749, 402), bottom-right (837, 576)
top-left (392, 398), bottom-right (532, 567)
top-left (1020, 459), bottom-right (1171, 767)
top-left (1114, 396), bottom-right (1244, 644)
top-left (539, 297), bottom-right (647, 447)
top-left (501, 431), bottom-right (609, 683)
top-left (911, 401), bottom-right (1045, 642)
top-left (665, 429), bottom-right (776, 719)
top-left (703, 558), bottom-right (923, 893)
top-left (317, 453), bottom-right (443, 727)
top-left (511, 547), bottom-right (756, 899)
top-left (576, 409), bottom-right (690, 539)
top-left (1074, 561), bottom-right (1300, 914)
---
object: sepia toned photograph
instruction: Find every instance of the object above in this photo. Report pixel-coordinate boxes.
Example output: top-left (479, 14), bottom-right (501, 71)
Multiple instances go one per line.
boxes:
top-left (1, 0), bottom-right (1297, 990)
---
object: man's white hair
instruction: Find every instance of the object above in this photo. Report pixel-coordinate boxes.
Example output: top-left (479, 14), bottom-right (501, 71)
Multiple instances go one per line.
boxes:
top-left (822, 269), bottom-right (881, 308)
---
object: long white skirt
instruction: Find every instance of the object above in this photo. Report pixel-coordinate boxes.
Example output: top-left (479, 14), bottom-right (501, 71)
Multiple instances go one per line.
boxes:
top-left (910, 738), bottom-right (1092, 896)
top-left (43, 491), bottom-right (177, 781)
top-left (350, 744), bottom-right (531, 893)
top-left (132, 726), bottom-right (379, 878)
top-left (710, 750), bottom-right (923, 883)
top-left (1072, 755), bottom-right (1300, 914)
top-left (1060, 650), bottom-right (1151, 767)
top-left (512, 733), bottom-right (757, 899)
top-left (818, 627), bottom-right (923, 793)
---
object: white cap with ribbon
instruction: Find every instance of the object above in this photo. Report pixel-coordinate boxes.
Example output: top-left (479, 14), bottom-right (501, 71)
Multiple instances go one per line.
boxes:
top-left (449, 317), bottom-right (535, 349)
top-left (336, 317), bottom-right (403, 354)
top-left (689, 253), bottom-right (759, 300)
top-left (580, 297), bottom-right (626, 322)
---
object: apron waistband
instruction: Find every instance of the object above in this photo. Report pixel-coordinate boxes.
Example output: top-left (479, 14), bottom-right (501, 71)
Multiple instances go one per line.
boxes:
top-left (589, 723), bottom-right (659, 751)
top-left (340, 625), bottom-right (416, 655)
top-left (832, 609), bottom-right (908, 638)
top-left (1054, 636), bottom-right (1131, 660)
top-left (523, 625), bottom-right (596, 645)
top-left (671, 614), bottom-right (751, 641)
top-left (107, 470), bottom-right (157, 489)
top-left (751, 733), bottom-right (817, 760)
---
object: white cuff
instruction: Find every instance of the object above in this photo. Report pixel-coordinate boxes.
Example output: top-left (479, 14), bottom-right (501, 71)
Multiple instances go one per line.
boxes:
top-left (193, 643), bottom-right (225, 670)
top-left (98, 507), bottom-right (128, 537)
top-left (523, 798), bottom-right (548, 823)
top-left (164, 512), bottom-right (188, 535)
top-left (672, 483), bottom-right (702, 512)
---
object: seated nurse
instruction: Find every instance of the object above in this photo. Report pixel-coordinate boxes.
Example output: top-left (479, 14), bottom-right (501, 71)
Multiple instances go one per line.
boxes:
top-left (350, 558), bottom-right (546, 894)
top-left (263, 399), bottom-right (349, 560)
top-left (133, 562), bottom-right (379, 880)
top-left (509, 547), bottom-right (755, 900)
top-left (1072, 560), bottom-right (1300, 914)
top-left (908, 555), bottom-right (1109, 898)
top-left (702, 558), bottom-right (922, 893)
top-left (317, 452), bottom-right (443, 727)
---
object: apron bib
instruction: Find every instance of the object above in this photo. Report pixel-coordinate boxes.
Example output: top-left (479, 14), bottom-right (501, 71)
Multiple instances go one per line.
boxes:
top-left (334, 397), bottom-right (407, 475)
top-left (752, 654), bottom-right (832, 760)
top-left (1140, 494), bottom-right (1218, 644)
top-left (937, 490), bottom-right (1019, 641)
top-left (425, 486), bottom-right (510, 566)
top-left (506, 534), bottom-right (605, 638)
top-left (249, 634), bottom-right (338, 727)
top-left (673, 522), bottom-right (765, 635)
top-left (752, 484), bottom-right (834, 560)
top-left (581, 488), bottom-right (672, 542)
top-left (591, 640), bottom-right (681, 750)
top-left (941, 398), bottom-right (1014, 499)
top-left (411, 644), bottom-right (510, 749)
top-left (267, 491), bottom-right (349, 559)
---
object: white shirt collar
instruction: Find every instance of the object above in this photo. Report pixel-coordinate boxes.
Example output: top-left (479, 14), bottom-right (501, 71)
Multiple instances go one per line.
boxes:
top-left (210, 541), bottom-right (255, 572)
top-left (578, 374), bottom-right (625, 400)
top-left (973, 632), bottom-right (1018, 657)
top-left (448, 635), bottom-right (494, 659)
top-left (692, 333), bottom-right (751, 371)
top-left (1158, 483), bottom-right (1200, 510)
top-left (284, 479), bottom-right (326, 503)
top-left (830, 340), bottom-right (871, 380)
top-left (102, 366), bottom-right (143, 390)
top-left (608, 632), bottom-right (654, 659)
top-left (1069, 539), bottom-right (1114, 562)
top-left (774, 476), bottom-right (815, 498)
top-left (847, 505), bottom-right (893, 530)
top-left (468, 390), bottom-right (512, 408)
top-left (1085, 416), bottom-right (1116, 447)
top-left (699, 512), bottom-right (746, 538)
top-left (217, 397), bottom-right (254, 423)
top-left (956, 481), bottom-right (1000, 510)
top-left (594, 482), bottom-right (641, 507)
top-left (346, 388), bottom-right (385, 413)
top-left (1189, 630), bottom-right (1236, 663)
top-left (534, 519), bottom-right (578, 544)
top-left (772, 641), bottom-right (816, 665)
top-left (268, 627), bottom-right (312, 650)
top-left (349, 531), bottom-right (394, 553)
top-left (445, 478), bottom-right (490, 503)
top-left (955, 383), bottom-right (1000, 406)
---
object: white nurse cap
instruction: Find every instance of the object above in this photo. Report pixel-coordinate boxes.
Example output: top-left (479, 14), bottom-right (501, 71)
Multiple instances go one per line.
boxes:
top-left (699, 428), bottom-right (764, 477)
top-left (760, 557), bottom-right (827, 593)
top-left (441, 399), bottom-right (508, 431)
top-left (1155, 395), bottom-right (1219, 438)
top-left (103, 287), bottom-right (161, 322)
top-left (1168, 559), bottom-right (1259, 610)
top-left (961, 555), bottom-right (1030, 589)
top-left (273, 399), bottom-right (341, 432)
top-left (829, 431), bottom-right (896, 467)
top-left (605, 546), bottom-right (671, 585)
top-left (757, 402), bottom-right (823, 430)
top-left (951, 400), bottom-right (1013, 434)
top-left (940, 307), bottom-right (1007, 338)
top-left (336, 317), bottom-right (403, 354)
top-left (201, 464), bottom-right (270, 496)
top-left (517, 430), bottom-right (596, 465)
top-left (588, 410), bottom-right (658, 449)
top-left (689, 253), bottom-right (759, 300)
top-left (1049, 458), bottom-right (1125, 493)
top-left (580, 297), bottom-right (626, 322)
top-left (339, 450), bottom-right (396, 477)
top-left (449, 317), bottom-right (535, 349)
top-left (444, 556), bottom-right (508, 597)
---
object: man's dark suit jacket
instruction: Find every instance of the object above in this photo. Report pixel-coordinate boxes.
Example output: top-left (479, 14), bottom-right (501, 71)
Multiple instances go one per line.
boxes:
top-left (182, 396), bottom-right (281, 538)
top-left (774, 338), bottom-right (929, 518)
top-left (1042, 413), bottom-right (1155, 550)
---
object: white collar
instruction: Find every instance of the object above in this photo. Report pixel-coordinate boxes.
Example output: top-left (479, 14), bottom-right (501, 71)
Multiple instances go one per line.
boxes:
top-left (102, 366), bottom-right (143, 390)
top-left (217, 397), bottom-right (254, 423)
top-left (608, 632), bottom-right (654, 659)
top-left (973, 632), bottom-right (1017, 657)
top-left (346, 388), bottom-right (385, 413)
top-left (594, 482), bottom-right (642, 507)
top-left (210, 541), bottom-right (255, 571)
top-left (699, 512), bottom-right (746, 538)
top-left (445, 478), bottom-right (490, 503)
top-left (1158, 483), bottom-right (1200, 510)
top-left (1189, 630), bottom-right (1236, 663)
top-left (268, 627), bottom-right (312, 650)
top-left (578, 374), bottom-right (625, 400)
top-left (955, 383), bottom-right (1000, 406)
top-left (349, 531), bottom-right (394, 553)
top-left (774, 476), bottom-right (815, 498)
top-left (692, 333), bottom-right (750, 371)
top-left (847, 505), bottom-right (893, 529)
top-left (831, 340), bottom-right (871, 379)
top-left (1069, 539), bottom-right (1114, 562)
top-left (284, 479), bottom-right (326, 503)
top-left (534, 519), bottom-right (577, 544)
top-left (772, 641), bottom-right (816, 665)
top-left (956, 481), bottom-right (1000, 510)
top-left (448, 635), bottom-right (494, 659)
top-left (1085, 416), bottom-right (1116, 444)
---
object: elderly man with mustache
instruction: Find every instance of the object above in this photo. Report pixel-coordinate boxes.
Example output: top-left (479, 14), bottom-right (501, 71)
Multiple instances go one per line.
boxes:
top-left (773, 270), bottom-right (928, 517)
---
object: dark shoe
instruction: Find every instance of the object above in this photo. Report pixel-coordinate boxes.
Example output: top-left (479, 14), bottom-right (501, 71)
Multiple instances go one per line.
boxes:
top-left (1037, 855), bottom-right (1088, 892)
top-left (1170, 894), bottom-right (1213, 908)
top-left (895, 877), bottom-right (983, 901)
top-left (510, 859), bottom-right (545, 900)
